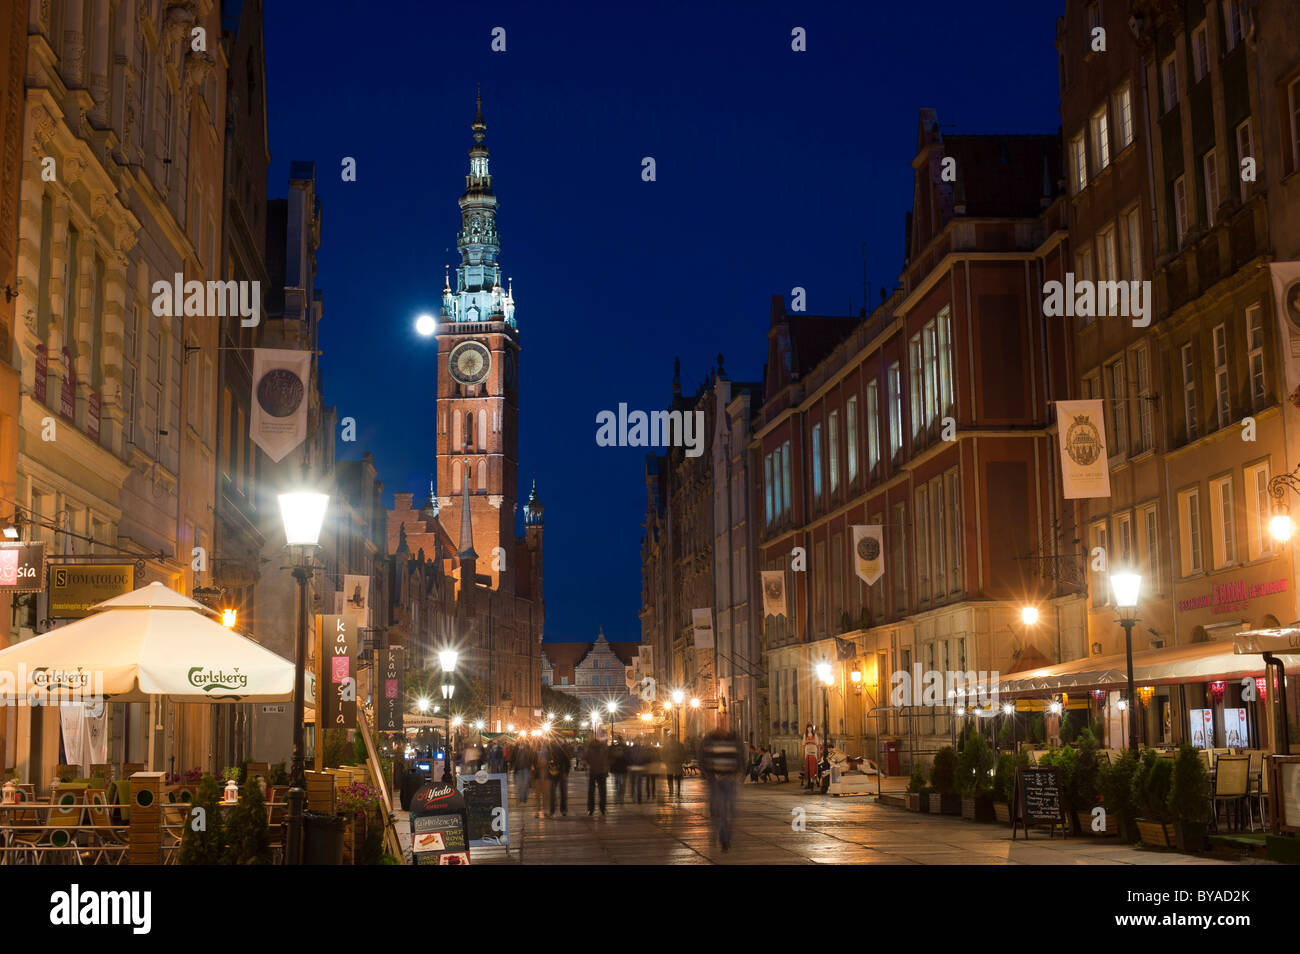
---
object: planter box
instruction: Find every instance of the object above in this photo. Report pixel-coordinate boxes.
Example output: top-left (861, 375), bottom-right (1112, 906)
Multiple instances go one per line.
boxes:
top-left (961, 794), bottom-right (995, 822)
top-left (905, 793), bottom-right (923, 812)
top-left (1173, 820), bottom-right (1208, 852)
top-left (1136, 818), bottom-right (1175, 849)
top-left (930, 793), bottom-right (961, 815)
top-left (1076, 809), bottom-right (1117, 836)
top-left (993, 801), bottom-right (1012, 824)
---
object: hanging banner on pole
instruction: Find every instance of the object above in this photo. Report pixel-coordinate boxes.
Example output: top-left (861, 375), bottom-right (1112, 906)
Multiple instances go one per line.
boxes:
top-left (1055, 399), bottom-right (1111, 499)
top-left (344, 574), bottom-right (370, 629)
top-left (250, 348), bottom-right (311, 462)
top-left (761, 570), bottom-right (787, 618)
top-left (378, 647), bottom-right (404, 732)
top-left (317, 614), bottom-right (357, 728)
top-left (691, 608), bottom-right (715, 649)
top-left (852, 525), bottom-right (884, 584)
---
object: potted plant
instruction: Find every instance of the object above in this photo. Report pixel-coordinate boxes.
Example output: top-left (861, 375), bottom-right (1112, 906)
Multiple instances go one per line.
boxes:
top-left (1099, 749), bottom-right (1138, 841)
top-left (929, 746), bottom-right (960, 814)
top-left (1067, 730), bottom-right (1103, 834)
top-left (992, 752), bottom-right (1017, 824)
top-left (178, 774), bottom-right (226, 865)
top-left (1131, 749), bottom-right (1175, 849)
top-left (1168, 743), bottom-right (1211, 852)
top-left (905, 761), bottom-right (927, 812)
top-left (956, 727), bottom-right (996, 821)
top-left (338, 781), bottom-right (381, 865)
top-left (223, 775), bottom-right (273, 864)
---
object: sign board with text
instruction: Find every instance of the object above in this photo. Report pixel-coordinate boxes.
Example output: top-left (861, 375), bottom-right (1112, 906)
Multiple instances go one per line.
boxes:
top-left (1011, 766), bottom-right (1068, 840)
top-left (0, 542), bottom-right (46, 592)
top-left (316, 614), bottom-right (357, 728)
top-left (377, 647), bottom-right (404, 732)
top-left (456, 773), bottom-right (509, 847)
top-left (48, 564), bottom-right (135, 618)
top-left (409, 782), bottom-right (470, 865)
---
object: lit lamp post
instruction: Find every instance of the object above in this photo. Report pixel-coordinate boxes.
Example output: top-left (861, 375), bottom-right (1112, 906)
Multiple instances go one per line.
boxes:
top-left (439, 648), bottom-right (458, 782)
top-left (1002, 702), bottom-right (1015, 751)
top-left (671, 689), bottom-right (684, 740)
top-left (815, 662), bottom-right (834, 758)
top-left (278, 490), bottom-right (329, 866)
top-left (1110, 570), bottom-right (1142, 755)
top-left (606, 700), bottom-right (619, 742)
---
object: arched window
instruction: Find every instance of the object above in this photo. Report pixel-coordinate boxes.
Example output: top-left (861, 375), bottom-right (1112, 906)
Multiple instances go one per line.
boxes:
top-left (478, 409), bottom-right (487, 448)
top-left (477, 459), bottom-right (487, 493)
top-left (465, 412), bottom-right (474, 450)
top-left (452, 459), bottom-right (462, 491)
top-left (452, 412), bottom-right (461, 448)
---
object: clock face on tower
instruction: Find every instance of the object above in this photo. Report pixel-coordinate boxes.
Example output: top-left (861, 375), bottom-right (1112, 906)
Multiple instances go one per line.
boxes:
top-left (449, 341), bottom-right (492, 386)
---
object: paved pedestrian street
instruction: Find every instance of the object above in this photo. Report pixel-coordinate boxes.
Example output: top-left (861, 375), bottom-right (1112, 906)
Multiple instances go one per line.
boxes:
top-left (396, 773), bottom-right (1257, 865)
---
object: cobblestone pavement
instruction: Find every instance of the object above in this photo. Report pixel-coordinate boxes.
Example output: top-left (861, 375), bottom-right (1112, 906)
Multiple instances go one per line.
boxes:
top-left (395, 772), bottom-right (1249, 865)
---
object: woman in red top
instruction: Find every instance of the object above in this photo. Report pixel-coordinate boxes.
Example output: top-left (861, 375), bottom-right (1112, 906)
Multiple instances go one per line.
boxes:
top-left (802, 724), bottom-right (819, 791)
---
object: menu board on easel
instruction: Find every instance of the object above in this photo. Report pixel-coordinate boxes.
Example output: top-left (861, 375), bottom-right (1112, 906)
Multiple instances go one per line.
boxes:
top-left (1011, 766), bottom-right (1068, 840)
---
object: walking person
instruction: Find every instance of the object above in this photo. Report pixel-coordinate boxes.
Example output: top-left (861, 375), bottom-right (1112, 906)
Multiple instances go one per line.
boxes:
top-left (514, 737), bottom-right (534, 805)
top-left (610, 738), bottom-right (628, 803)
top-left (547, 739), bottom-right (571, 816)
top-left (801, 724), bottom-right (820, 792)
top-left (663, 734), bottom-right (686, 798)
top-left (585, 730), bottom-right (609, 815)
top-left (700, 722), bottom-right (745, 852)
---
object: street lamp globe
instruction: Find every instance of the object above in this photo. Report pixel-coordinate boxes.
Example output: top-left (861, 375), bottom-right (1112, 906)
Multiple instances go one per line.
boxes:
top-left (1002, 703), bottom-right (1014, 715)
top-left (1270, 513), bottom-right (1294, 543)
top-left (606, 701), bottom-right (618, 714)
top-left (1110, 571), bottom-right (1142, 612)
top-left (278, 493), bottom-right (329, 546)
top-left (1116, 699), bottom-right (1128, 711)
top-left (690, 698), bottom-right (700, 709)
top-left (1021, 606), bottom-right (1039, 625)
top-left (415, 313), bottom-right (437, 337)
top-left (671, 689), bottom-right (684, 705)
top-left (417, 697), bottom-right (430, 713)
top-left (452, 715), bottom-right (463, 727)
top-left (815, 662), bottom-right (833, 686)
top-left (438, 649), bottom-right (459, 672)
top-left (475, 719), bottom-right (485, 731)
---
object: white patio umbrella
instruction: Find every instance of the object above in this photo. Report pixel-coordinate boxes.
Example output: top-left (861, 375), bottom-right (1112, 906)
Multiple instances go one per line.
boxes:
top-left (0, 581), bottom-right (294, 703)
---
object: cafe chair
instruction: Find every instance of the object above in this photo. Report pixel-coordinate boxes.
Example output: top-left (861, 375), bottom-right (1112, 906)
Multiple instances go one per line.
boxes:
top-left (11, 790), bottom-right (87, 865)
top-left (267, 786), bottom-right (288, 864)
top-left (84, 789), bottom-right (128, 865)
top-left (1212, 755), bottom-right (1251, 833)
top-left (3, 787), bottom-right (44, 864)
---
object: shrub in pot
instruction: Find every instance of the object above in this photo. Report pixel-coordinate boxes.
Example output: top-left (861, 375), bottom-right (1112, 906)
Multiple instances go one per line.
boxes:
top-left (929, 746), bottom-right (961, 814)
top-left (1099, 749), bottom-right (1138, 841)
top-left (1067, 730), bottom-right (1103, 834)
top-left (905, 761), bottom-right (926, 812)
top-left (178, 774), bottom-right (225, 865)
top-left (957, 727), bottom-right (996, 821)
top-left (224, 775), bottom-right (272, 865)
top-left (992, 752), bottom-right (1016, 824)
top-left (1131, 749), bottom-right (1175, 848)
top-left (1168, 743), bottom-right (1211, 852)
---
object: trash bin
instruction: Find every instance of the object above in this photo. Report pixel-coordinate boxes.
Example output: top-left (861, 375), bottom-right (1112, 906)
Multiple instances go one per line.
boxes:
top-left (302, 811), bottom-right (347, 865)
top-left (880, 738), bottom-right (899, 776)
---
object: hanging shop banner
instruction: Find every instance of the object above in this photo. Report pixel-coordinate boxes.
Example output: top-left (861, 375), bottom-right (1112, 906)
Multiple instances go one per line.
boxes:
top-left (344, 574), bottom-right (370, 629)
top-left (691, 608), bottom-right (715, 649)
top-left (1270, 262), bottom-right (1300, 397)
top-left (851, 525), bottom-right (884, 584)
top-left (1055, 399), bottom-right (1111, 499)
top-left (316, 614), bottom-right (358, 729)
top-left (48, 564), bottom-right (135, 618)
top-left (0, 542), bottom-right (46, 592)
top-left (377, 647), bottom-right (404, 732)
top-left (761, 570), bottom-right (787, 618)
top-left (250, 348), bottom-right (311, 462)
top-left (835, 636), bottom-right (858, 661)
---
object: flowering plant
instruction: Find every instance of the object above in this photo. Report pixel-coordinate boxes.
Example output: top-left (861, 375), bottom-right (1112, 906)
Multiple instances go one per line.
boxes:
top-left (338, 781), bottom-right (380, 818)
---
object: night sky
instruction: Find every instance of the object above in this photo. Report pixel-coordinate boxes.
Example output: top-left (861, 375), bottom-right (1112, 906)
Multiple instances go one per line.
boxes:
top-left (261, 1), bottom-right (1063, 643)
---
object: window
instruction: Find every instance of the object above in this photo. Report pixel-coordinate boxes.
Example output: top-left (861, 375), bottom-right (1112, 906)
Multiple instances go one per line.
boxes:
top-left (930, 475), bottom-right (946, 597)
top-left (1246, 305), bottom-right (1265, 408)
top-left (828, 410), bottom-right (840, 493)
top-left (811, 423), bottom-right (823, 501)
top-left (945, 468), bottom-right (961, 593)
top-left (1097, 225), bottom-right (1118, 281)
top-left (1142, 505), bottom-right (1160, 588)
top-left (1210, 476), bottom-right (1237, 568)
top-left (1182, 342), bottom-right (1198, 440)
top-left (1223, 0), bottom-right (1245, 52)
top-left (782, 440), bottom-right (792, 513)
top-left (891, 501), bottom-right (908, 615)
top-left (1115, 84), bottom-right (1134, 149)
top-left (1106, 357), bottom-right (1128, 457)
top-left (814, 542), bottom-right (826, 635)
top-left (1245, 461), bottom-right (1272, 561)
top-left (908, 335), bottom-right (923, 442)
top-left (887, 362), bottom-right (902, 458)
top-left (1091, 520), bottom-right (1110, 607)
top-left (1091, 105), bottom-right (1111, 172)
top-left (1075, 245), bottom-right (1095, 325)
top-left (186, 336), bottom-right (200, 431)
top-left (1213, 323), bottom-right (1230, 429)
top-left (1070, 132), bottom-right (1087, 194)
top-left (1124, 206), bottom-right (1142, 280)
top-left (764, 454), bottom-right (774, 526)
top-left (846, 397), bottom-right (859, 484)
top-left (915, 485), bottom-right (930, 604)
top-left (937, 307), bottom-right (954, 413)
top-left (1133, 345), bottom-right (1154, 453)
top-left (1114, 511), bottom-right (1134, 566)
top-left (1192, 22), bottom-right (1209, 83)
top-left (830, 533), bottom-right (843, 627)
top-left (124, 304), bottom-right (139, 444)
top-left (1203, 149), bottom-right (1219, 227)
top-left (866, 381), bottom-right (881, 472)
top-left (1179, 488), bottom-right (1203, 575)
top-left (922, 320), bottom-right (938, 427)
top-left (1173, 175), bottom-right (1189, 246)
top-left (1162, 54), bottom-right (1179, 113)
top-left (1236, 119), bottom-right (1253, 202)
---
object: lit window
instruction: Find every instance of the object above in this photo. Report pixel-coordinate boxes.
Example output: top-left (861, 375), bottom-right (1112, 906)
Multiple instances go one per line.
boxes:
top-left (866, 381), bottom-right (881, 472)
top-left (1192, 23), bottom-right (1209, 83)
top-left (1210, 475), bottom-right (1236, 568)
top-left (1245, 461), bottom-right (1272, 561)
top-left (811, 423), bottom-right (823, 500)
top-left (1097, 225), bottom-right (1117, 281)
top-left (1213, 323), bottom-right (1230, 429)
top-left (1115, 84), bottom-right (1134, 148)
top-left (1091, 105), bottom-right (1110, 172)
top-left (846, 397), bottom-right (859, 484)
top-left (1182, 342), bottom-right (1198, 440)
top-left (1180, 488), bottom-right (1203, 575)
top-left (1246, 305), bottom-right (1265, 408)
top-left (887, 362), bottom-right (902, 459)
top-left (1070, 132), bottom-right (1087, 194)
top-left (828, 410), bottom-right (840, 494)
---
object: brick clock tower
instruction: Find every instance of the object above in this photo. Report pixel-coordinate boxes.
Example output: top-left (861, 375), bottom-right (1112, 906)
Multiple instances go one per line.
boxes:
top-left (435, 92), bottom-right (520, 590)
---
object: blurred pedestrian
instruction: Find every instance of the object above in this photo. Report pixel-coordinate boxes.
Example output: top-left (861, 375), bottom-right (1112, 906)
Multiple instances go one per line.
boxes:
top-left (547, 739), bottom-right (571, 816)
top-left (610, 738), bottom-right (628, 803)
top-left (585, 730), bottom-right (609, 815)
top-left (663, 735), bottom-right (686, 798)
top-left (700, 723), bottom-right (744, 852)
top-left (514, 737), bottom-right (534, 805)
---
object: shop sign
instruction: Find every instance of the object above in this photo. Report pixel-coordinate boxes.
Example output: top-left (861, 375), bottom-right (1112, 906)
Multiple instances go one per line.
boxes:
top-left (1176, 577), bottom-right (1288, 615)
top-left (0, 542), bottom-right (46, 592)
top-left (48, 564), bottom-right (134, 618)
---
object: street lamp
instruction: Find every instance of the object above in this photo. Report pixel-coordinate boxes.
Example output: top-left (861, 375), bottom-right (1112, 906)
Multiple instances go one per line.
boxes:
top-left (1111, 570), bottom-right (1142, 755)
top-left (278, 490), bottom-right (329, 866)
top-left (1021, 606), bottom-right (1039, 626)
top-left (606, 700), bottom-right (619, 741)
top-left (815, 662), bottom-right (834, 756)
top-left (1002, 702), bottom-right (1015, 751)
top-left (439, 649), bottom-right (458, 782)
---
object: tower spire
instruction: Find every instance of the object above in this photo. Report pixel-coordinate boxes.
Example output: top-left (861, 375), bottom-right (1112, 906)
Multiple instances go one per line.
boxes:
top-left (472, 85), bottom-right (485, 144)
top-left (458, 457), bottom-right (477, 561)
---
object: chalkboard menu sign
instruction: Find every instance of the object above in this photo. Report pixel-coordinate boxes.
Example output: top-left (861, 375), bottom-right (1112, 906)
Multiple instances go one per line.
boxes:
top-left (409, 782), bottom-right (470, 864)
top-left (457, 773), bottom-right (510, 847)
top-left (1011, 766), bottom-right (1067, 840)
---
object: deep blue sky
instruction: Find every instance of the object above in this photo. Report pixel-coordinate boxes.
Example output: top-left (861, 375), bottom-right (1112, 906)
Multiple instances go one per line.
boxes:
top-left (262, 1), bottom-right (1063, 643)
